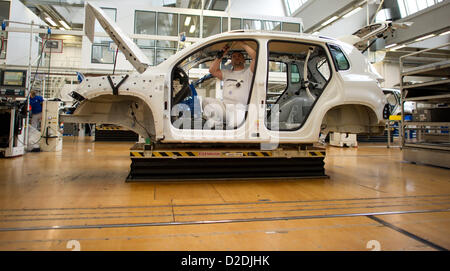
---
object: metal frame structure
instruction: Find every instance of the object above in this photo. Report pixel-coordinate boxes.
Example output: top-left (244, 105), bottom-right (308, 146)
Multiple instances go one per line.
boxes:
top-left (400, 42), bottom-right (450, 168)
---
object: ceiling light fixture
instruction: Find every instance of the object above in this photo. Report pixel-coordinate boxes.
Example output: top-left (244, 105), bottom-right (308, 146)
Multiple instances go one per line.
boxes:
top-left (385, 43), bottom-right (397, 49)
top-left (45, 17), bottom-right (57, 27)
top-left (390, 44), bottom-right (406, 51)
top-left (184, 17), bottom-right (191, 26)
top-left (189, 25), bottom-right (195, 33)
top-left (321, 16), bottom-right (338, 27)
top-left (59, 20), bottom-right (71, 30)
top-left (439, 30), bottom-right (450, 36)
top-left (343, 7), bottom-right (362, 18)
top-left (414, 34), bottom-right (436, 42)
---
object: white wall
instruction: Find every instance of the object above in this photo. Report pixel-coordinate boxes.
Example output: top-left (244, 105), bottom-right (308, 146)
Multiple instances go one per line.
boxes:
top-left (372, 61), bottom-right (401, 89)
top-left (6, 0), bottom-right (45, 66)
top-left (50, 46), bottom-right (82, 68)
top-left (229, 0), bottom-right (285, 17)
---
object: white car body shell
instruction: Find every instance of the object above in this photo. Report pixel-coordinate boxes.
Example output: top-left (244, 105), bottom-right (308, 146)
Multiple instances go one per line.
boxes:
top-left (67, 3), bottom-right (387, 145)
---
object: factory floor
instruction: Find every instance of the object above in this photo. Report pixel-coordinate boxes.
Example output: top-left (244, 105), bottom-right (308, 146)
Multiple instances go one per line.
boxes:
top-left (0, 137), bottom-right (449, 251)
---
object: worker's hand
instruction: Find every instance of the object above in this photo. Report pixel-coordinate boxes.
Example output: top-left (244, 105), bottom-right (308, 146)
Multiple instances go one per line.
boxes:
top-left (217, 44), bottom-right (230, 59)
top-left (222, 44), bottom-right (230, 54)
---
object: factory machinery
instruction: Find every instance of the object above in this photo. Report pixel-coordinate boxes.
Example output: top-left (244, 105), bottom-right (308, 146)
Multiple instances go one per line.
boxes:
top-left (0, 69), bottom-right (27, 157)
top-left (0, 68), bottom-right (63, 157)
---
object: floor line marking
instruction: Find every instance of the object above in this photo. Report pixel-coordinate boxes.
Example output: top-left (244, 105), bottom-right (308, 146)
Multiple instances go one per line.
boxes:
top-left (366, 215), bottom-right (448, 251)
top-left (0, 208), bottom-right (448, 232)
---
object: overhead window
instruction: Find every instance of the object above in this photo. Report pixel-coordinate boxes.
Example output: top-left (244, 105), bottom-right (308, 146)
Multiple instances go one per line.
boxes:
top-left (328, 44), bottom-right (350, 71)
top-left (285, 0), bottom-right (310, 16)
top-left (397, 0), bottom-right (443, 18)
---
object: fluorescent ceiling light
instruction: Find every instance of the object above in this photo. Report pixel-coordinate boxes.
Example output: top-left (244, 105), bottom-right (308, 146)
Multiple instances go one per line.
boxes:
top-left (385, 43), bottom-right (397, 49)
top-left (59, 20), bottom-right (71, 30)
top-left (184, 16), bottom-right (191, 26)
top-left (343, 7), bottom-right (362, 18)
top-left (189, 25), bottom-right (195, 33)
top-left (414, 34), bottom-right (436, 42)
top-left (45, 17), bottom-right (57, 27)
top-left (321, 16), bottom-right (338, 27)
top-left (390, 44), bottom-right (406, 51)
top-left (439, 30), bottom-right (450, 36)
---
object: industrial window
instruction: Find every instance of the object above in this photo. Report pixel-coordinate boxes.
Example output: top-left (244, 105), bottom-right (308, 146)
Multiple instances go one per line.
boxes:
top-left (180, 14), bottom-right (200, 38)
top-left (156, 48), bottom-right (176, 65)
top-left (203, 16), bottom-right (221, 37)
top-left (157, 12), bottom-right (178, 48)
top-left (135, 10), bottom-right (156, 47)
top-left (231, 18), bottom-right (242, 30)
top-left (243, 19), bottom-right (262, 30)
top-left (91, 7), bottom-right (116, 64)
top-left (221, 17), bottom-right (229, 32)
top-left (157, 12), bottom-right (178, 37)
top-left (397, 0), bottom-right (443, 18)
top-left (264, 21), bottom-right (282, 31)
top-left (134, 38), bottom-right (175, 66)
top-left (285, 0), bottom-right (310, 16)
top-left (328, 44), bottom-right (350, 71)
top-left (139, 47), bottom-right (155, 66)
top-left (91, 38), bottom-right (116, 64)
top-left (282, 22), bottom-right (301, 32)
top-left (265, 41), bottom-right (332, 131)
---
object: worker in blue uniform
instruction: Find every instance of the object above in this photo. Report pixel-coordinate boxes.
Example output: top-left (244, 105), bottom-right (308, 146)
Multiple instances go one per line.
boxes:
top-left (29, 90), bottom-right (44, 131)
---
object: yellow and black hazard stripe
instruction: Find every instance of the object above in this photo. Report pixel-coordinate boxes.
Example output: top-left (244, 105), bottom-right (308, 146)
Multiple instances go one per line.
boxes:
top-left (130, 151), bottom-right (144, 157)
top-left (151, 151), bottom-right (198, 157)
top-left (96, 126), bottom-right (124, 130)
top-left (146, 151), bottom-right (274, 158)
top-left (307, 151), bottom-right (326, 157)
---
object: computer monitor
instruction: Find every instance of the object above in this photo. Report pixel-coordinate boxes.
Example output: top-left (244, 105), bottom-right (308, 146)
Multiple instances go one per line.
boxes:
top-left (2, 70), bottom-right (27, 88)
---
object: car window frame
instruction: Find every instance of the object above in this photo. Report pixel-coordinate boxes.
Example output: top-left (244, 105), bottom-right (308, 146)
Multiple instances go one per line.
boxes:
top-left (327, 43), bottom-right (350, 71)
top-left (170, 38), bottom-right (260, 131)
top-left (265, 39), bottom-right (334, 132)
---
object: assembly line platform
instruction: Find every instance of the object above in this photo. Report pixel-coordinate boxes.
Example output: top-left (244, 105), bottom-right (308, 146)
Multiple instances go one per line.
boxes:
top-left (127, 143), bottom-right (327, 181)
